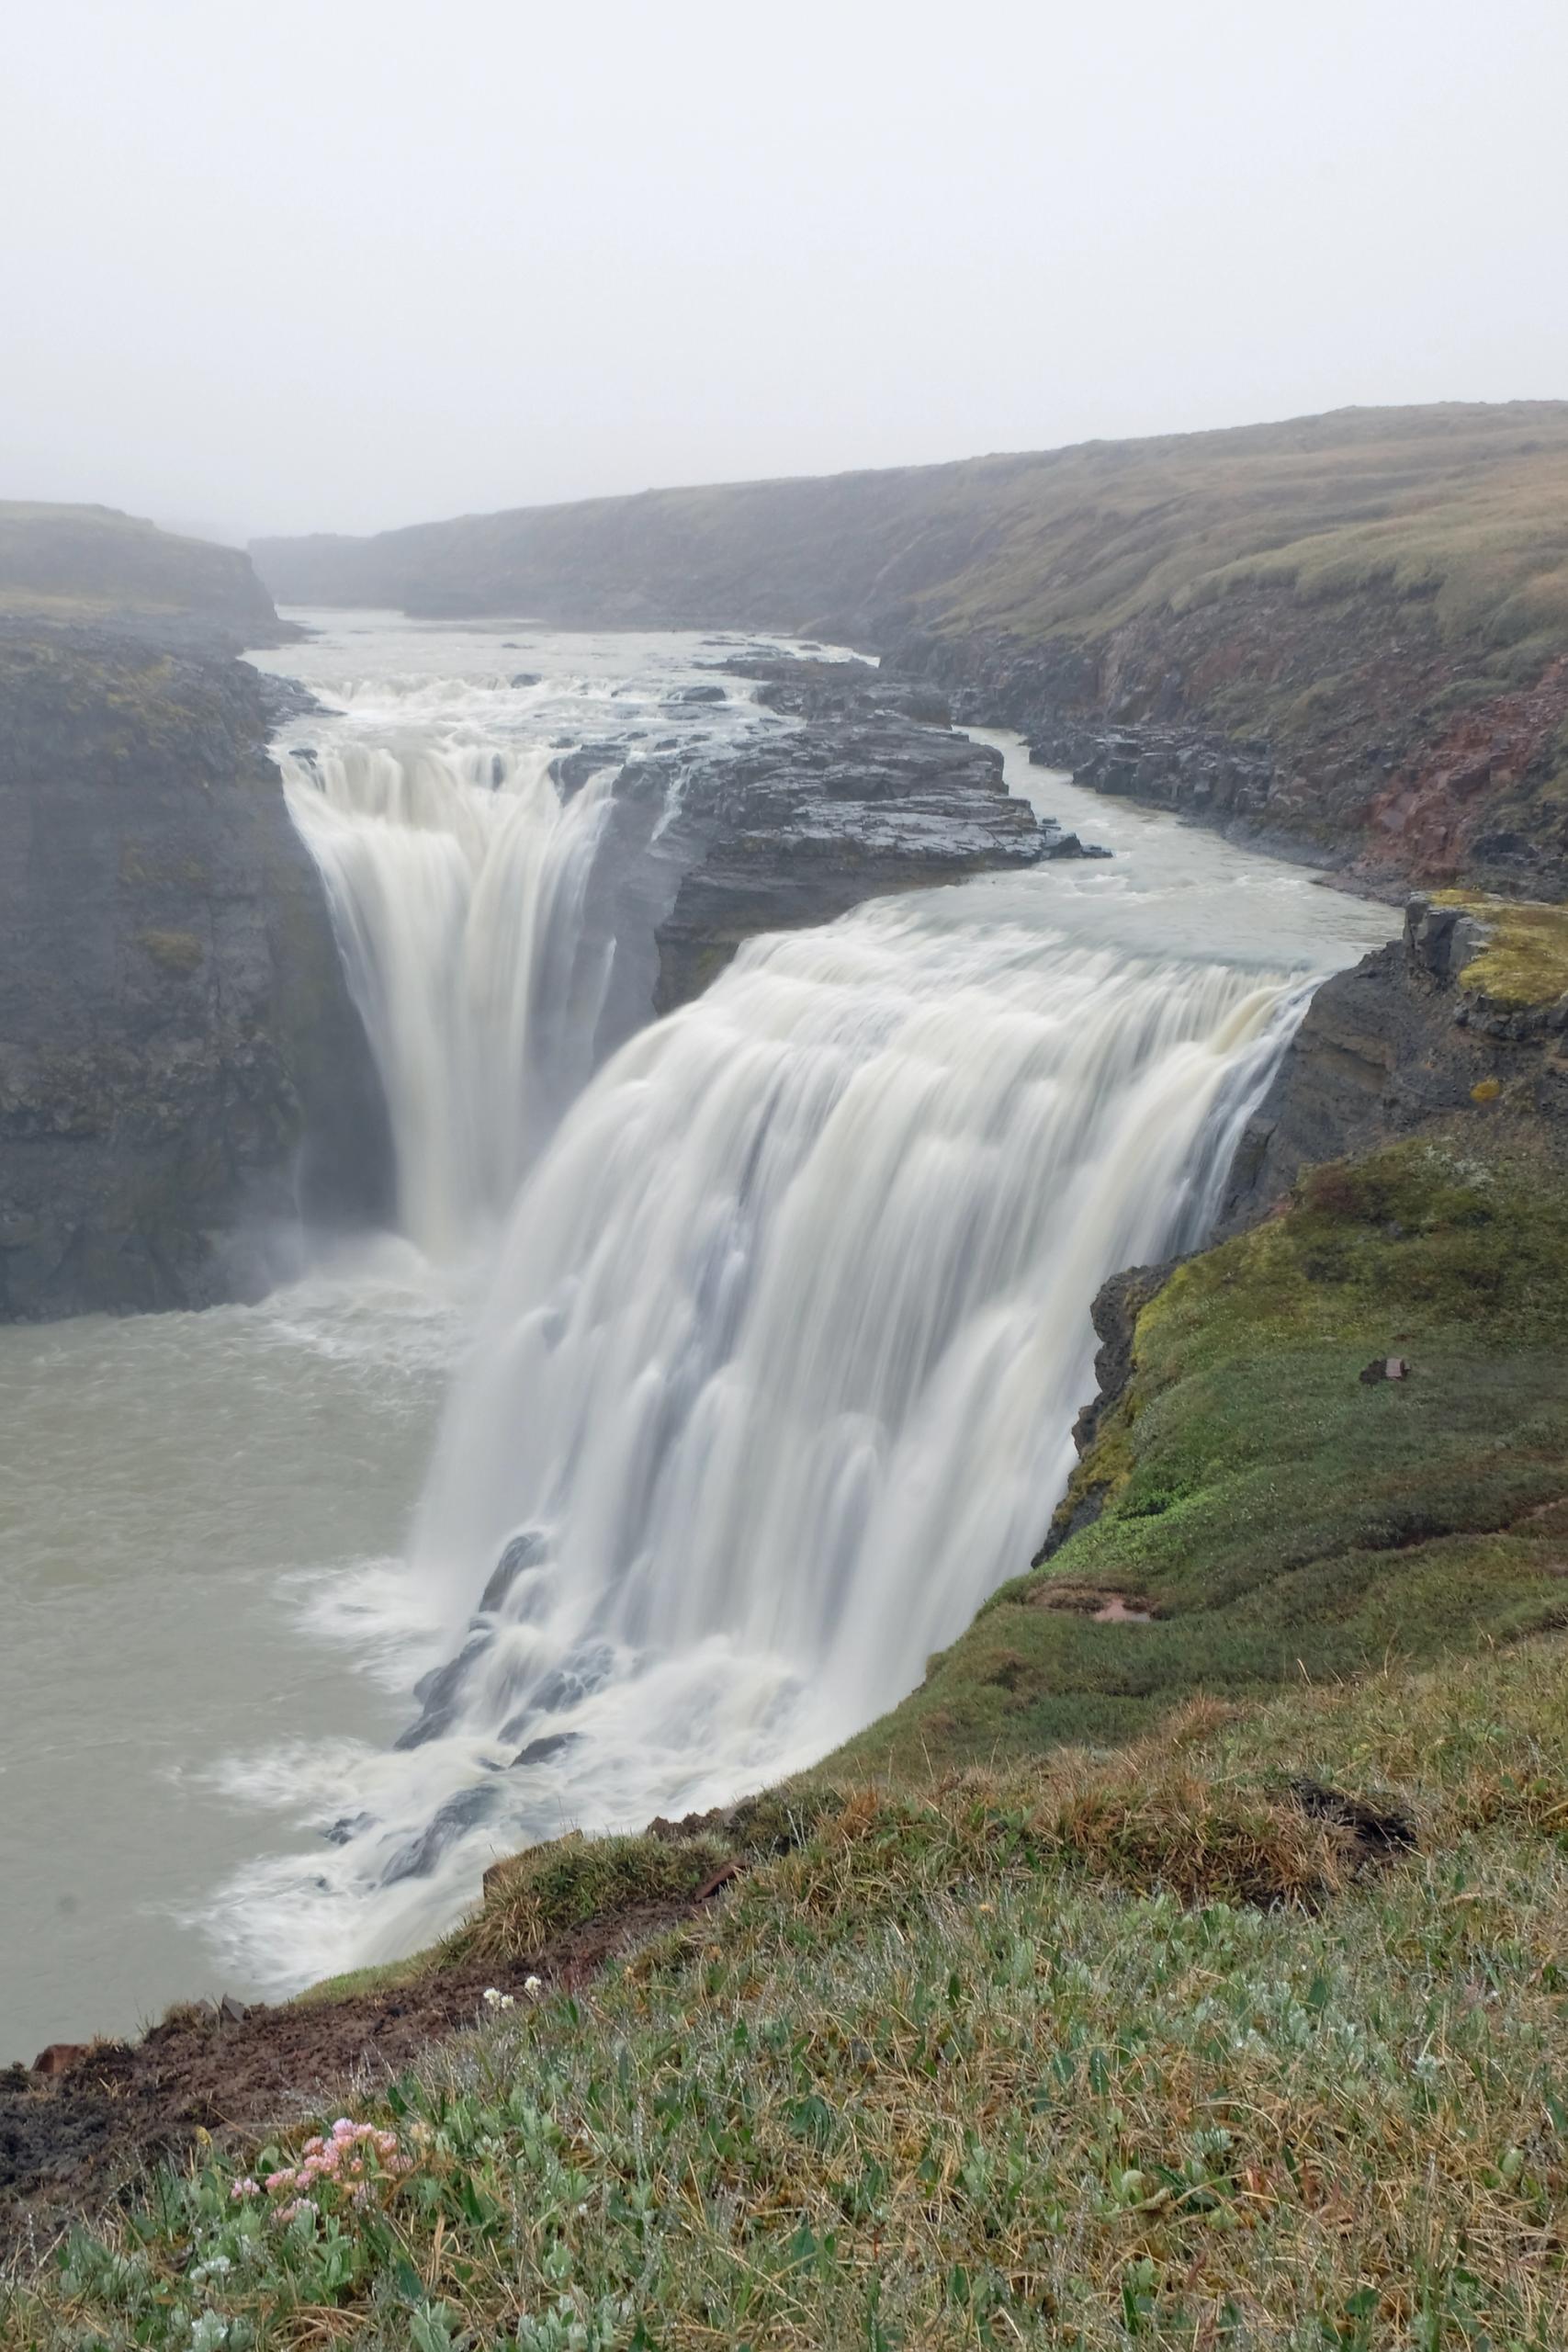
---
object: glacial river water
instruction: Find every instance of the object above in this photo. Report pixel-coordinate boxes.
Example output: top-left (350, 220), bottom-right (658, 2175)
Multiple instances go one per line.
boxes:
top-left (0, 616), bottom-right (1396, 2060)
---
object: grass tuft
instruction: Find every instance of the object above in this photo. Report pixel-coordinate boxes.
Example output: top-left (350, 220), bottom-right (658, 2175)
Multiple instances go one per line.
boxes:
top-left (447, 1831), bottom-right (736, 1972)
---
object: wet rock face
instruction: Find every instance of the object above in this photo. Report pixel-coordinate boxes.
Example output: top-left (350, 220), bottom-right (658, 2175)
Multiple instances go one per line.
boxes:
top-left (647, 660), bottom-right (1044, 1010)
top-left (0, 620), bottom-right (390, 1320)
top-left (1217, 896), bottom-right (1568, 1232)
top-left (893, 605), bottom-right (1568, 898)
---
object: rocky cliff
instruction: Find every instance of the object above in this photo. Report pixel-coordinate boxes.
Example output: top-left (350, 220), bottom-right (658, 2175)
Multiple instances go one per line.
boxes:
top-left (0, 609), bottom-right (389, 1319)
top-left (0, 503), bottom-right (289, 644)
top-left (1220, 890), bottom-right (1568, 1231)
top-left (895, 613), bottom-right (1568, 900)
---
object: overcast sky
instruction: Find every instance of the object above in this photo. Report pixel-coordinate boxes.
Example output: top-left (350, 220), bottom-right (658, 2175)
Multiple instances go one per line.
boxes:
top-left (4, 0), bottom-right (1565, 541)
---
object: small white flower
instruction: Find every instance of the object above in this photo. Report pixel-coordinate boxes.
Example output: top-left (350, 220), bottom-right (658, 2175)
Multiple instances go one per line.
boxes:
top-left (524, 1974), bottom-right (544, 1999)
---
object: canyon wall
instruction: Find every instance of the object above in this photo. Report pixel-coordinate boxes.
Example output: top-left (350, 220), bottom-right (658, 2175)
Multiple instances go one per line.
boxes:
top-left (0, 503), bottom-right (288, 643)
top-left (0, 514), bottom-right (389, 1319)
top-left (1219, 892), bottom-right (1568, 1232)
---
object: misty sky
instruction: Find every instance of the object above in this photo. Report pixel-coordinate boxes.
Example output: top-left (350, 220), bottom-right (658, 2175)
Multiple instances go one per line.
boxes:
top-left (5, 0), bottom-right (1566, 541)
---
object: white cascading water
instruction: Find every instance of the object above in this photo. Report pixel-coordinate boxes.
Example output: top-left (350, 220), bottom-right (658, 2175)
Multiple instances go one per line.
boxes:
top-left (214, 890), bottom-right (1307, 1985)
top-left (280, 740), bottom-right (621, 1259)
top-left (0, 622), bottom-right (1397, 2053)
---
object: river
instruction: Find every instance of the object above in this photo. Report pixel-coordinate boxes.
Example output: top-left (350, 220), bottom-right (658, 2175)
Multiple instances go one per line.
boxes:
top-left (0, 615), bottom-right (1395, 2060)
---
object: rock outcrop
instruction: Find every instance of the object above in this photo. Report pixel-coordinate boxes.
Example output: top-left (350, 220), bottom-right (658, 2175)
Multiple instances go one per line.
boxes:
top-left (894, 616), bottom-right (1568, 899)
top-left (0, 617), bottom-right (389, 1319)
top-left (1219, 894), bottom-right (1568, 1233)
top-left (639, 661), bottom-right (1044, 1008)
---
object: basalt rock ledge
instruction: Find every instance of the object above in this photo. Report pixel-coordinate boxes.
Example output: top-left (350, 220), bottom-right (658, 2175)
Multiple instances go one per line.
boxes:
top-left (643, 659), bottom-right (1046, 1010)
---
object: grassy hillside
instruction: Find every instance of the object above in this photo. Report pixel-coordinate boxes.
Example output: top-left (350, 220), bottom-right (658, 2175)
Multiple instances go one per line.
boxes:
top-left (12, 1638), bottom-right (1568, 2347)
top-left (833, 1132), bottom-right (1568, 1782)
top-left (251, 404), bottom-right (1568, 672)
top-left (0, 503), bottom-right (283, 639)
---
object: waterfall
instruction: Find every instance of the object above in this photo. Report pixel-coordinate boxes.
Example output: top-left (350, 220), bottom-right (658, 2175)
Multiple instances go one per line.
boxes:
top-left (213, 892), bottom-right (1306, 1984)
top-left (280, 739), bottom-right (624, 1260)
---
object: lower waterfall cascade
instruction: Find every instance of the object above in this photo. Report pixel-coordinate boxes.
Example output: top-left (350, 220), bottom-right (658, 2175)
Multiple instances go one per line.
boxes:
top-left (211, 896), bottom-right (1314, 1985)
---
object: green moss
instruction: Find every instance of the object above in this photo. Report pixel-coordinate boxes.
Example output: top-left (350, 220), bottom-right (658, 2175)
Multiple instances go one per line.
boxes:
top-left (137, 929), bottom-right (205, 974)
top-left (1433, 888), bottom-right (1568, 1009)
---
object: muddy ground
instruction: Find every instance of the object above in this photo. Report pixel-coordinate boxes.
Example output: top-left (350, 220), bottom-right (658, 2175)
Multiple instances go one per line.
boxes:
top-left (0, 1894), bottom-right (709, 2263)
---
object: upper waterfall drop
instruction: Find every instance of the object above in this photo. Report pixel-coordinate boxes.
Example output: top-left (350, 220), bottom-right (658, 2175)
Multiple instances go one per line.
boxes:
top-left (260, 621), bottom-right (825, 1264)
top-left (281, 738), bottom-right (621, 1260)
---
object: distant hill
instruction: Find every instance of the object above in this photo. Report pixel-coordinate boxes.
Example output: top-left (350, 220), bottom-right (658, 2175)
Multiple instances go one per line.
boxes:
top-left (253, 404), bottom-right (1568, 891)
top-left (252, 402), bottom-right (1568, 662)
top-left (0, 503), bottom-right (286, 641)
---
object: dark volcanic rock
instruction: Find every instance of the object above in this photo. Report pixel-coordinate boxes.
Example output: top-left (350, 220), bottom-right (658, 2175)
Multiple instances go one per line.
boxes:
top-left (1033, 1261), bottom-right (1174, 1562)
top-left (0, 619), bottom-right (391, 1320)
top-left (649, 660), bottom-right (1043, 1008)
top-left (892, 616), bottom-right (1568, 899)
top-left (894, 630), bottom-right (1307, 861)
top-left (1041, 826), bottom-right (1112, 861)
